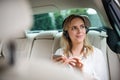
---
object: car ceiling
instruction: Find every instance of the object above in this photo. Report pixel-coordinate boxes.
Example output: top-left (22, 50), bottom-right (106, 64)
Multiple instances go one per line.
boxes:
top-left (29, 0), bottom-right (102, 14)
top-left (29, 0), bottom-right (111, 28)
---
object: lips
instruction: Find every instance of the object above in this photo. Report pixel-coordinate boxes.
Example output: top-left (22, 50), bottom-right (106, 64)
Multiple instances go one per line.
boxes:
top-left (76, 35), bottom-right (83, 37)
top-left (76, 35), bottom-right (83, 38)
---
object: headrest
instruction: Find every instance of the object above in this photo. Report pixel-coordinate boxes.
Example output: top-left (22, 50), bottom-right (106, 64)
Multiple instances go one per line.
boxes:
top-left (0, 0), bottom-right (33, 39)
top-left (35, 31), bottom-right (58, 39)
top-left (88, 30), bottom-right (108, 38)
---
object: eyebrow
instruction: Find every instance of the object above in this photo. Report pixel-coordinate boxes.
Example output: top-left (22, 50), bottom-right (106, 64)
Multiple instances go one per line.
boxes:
top-left (70, 24), bottom-right (85, 27)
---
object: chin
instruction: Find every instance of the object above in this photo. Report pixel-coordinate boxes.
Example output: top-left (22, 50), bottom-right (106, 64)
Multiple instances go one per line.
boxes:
top-left (76, 40), bottom-right (84, 44)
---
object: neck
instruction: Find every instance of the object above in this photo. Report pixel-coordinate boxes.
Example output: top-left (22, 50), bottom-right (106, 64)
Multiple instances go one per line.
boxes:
top-left (71, 42), bottom-right (84, 56)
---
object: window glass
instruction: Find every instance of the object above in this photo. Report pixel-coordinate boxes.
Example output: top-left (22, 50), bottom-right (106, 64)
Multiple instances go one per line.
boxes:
top-left (30, 8), bottom-right (102, 31)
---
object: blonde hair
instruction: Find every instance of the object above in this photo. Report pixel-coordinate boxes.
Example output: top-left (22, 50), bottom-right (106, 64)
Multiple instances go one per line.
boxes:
top-left (61, 14), bottom-right (93, 57)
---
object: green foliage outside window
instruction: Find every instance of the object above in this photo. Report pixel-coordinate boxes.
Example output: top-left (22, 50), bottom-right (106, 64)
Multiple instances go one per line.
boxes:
top-left (54, 12), bottom-right (64, 30)
top-left (30, 8), bottom-right (102, 31)
top-left (31, 13), bottom-right (54, 30)
top-left (70, 8), bottom-right (88, 15)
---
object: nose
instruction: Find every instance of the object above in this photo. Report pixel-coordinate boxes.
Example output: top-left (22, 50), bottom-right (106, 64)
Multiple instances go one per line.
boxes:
top-left (77, 27), bottom-right (82, 33)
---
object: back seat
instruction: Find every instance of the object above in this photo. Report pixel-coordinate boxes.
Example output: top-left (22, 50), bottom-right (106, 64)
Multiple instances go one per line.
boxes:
top-left (0, 30), bottom-right (119, 80)
top-left (29, 31), bottom-right (58, 60)
top-left (107, 45), bottom-right (120, 80)
top-left (0, 38), bottom-right (34, 64)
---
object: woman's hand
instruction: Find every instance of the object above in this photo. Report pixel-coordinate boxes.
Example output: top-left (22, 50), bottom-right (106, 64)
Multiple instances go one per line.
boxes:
top-left (69, 57), bottom-right (83, 71)
top-left (53, 55), bottom-right (76, 65)
top-left (53, 55), bottom-right (83, 71)
top-left (52, 55), bottom-right (68, 64)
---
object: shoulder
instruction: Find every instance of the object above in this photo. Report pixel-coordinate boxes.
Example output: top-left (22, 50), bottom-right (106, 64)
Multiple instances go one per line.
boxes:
top-left (92, 46), bottom-right (103, 54)
top-left (54, 48), bottom-right (64, 56)
top-left (92, 46), bottom-right (104, 59)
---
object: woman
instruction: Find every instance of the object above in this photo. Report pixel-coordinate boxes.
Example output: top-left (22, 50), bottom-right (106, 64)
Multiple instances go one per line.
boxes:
top-left (53, 14), bottom-right (108, 80)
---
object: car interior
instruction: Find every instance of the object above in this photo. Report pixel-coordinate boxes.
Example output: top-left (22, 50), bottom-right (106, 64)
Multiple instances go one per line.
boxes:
top-left (0, 0), bottom-right (120, 80)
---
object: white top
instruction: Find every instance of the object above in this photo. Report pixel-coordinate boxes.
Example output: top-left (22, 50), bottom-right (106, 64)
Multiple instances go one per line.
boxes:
top-left (54, 46), bottom-right (109, 80)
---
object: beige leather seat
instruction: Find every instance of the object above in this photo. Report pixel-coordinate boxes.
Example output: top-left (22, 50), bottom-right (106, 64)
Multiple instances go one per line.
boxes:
top-left (0, 0), bottom-right (33, 65)
top-left (107, 45), bottom-right (120, 80)
top-left (1, 38), bottom-right (34, 64)
top-left (30, 31), bottom-right (58, 60)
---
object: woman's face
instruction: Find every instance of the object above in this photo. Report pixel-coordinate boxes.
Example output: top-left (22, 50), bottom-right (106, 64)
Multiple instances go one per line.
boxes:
top-left (68, 18), bottom-right (86, 44)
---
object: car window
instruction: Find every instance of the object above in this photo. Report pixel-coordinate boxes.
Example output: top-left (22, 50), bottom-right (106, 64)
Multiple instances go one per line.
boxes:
top-left (30, 8), bottom-right (102, 31)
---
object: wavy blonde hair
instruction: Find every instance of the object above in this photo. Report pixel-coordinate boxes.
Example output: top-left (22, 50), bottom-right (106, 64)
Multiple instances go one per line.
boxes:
top-left (61, 14), bottom-right (93, 57)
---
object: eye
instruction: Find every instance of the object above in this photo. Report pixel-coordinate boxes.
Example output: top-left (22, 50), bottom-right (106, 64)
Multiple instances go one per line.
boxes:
top-left (71, 26), bottom-right (77, 30)
top-left (80, 25), bottom-right (85, 29)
